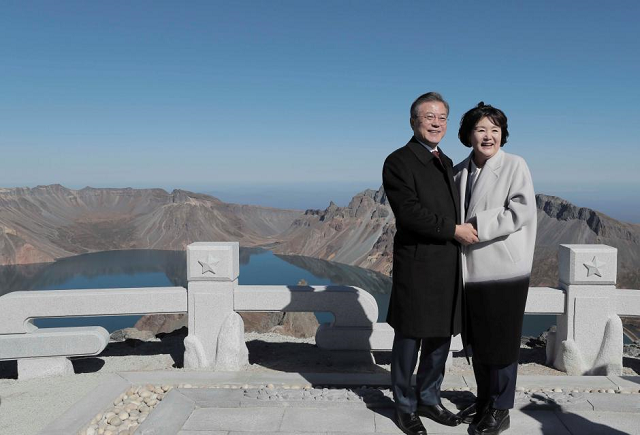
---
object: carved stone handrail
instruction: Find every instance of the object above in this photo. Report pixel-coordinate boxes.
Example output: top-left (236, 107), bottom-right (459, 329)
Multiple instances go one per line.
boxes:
top-left (235, 285), bottom-right (378, 325)
top-left (0, 242), bottom-right (637, 380)
top-left (524, 287), bottom-right (566, 314)
top-left (0, 287), bottom-right (187, 335)
top-left (613, 289), bottom-right (640, 317)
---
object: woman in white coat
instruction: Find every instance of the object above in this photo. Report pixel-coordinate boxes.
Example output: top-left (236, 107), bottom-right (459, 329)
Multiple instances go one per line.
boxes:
top-left (453, 103), bottom-right (537, 435)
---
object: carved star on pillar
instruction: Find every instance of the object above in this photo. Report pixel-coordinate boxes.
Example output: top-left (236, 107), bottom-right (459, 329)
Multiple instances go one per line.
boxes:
top-left (584, 256), bottom-right (605, 277)
top-left (198, 255), bottom-right (220, 275)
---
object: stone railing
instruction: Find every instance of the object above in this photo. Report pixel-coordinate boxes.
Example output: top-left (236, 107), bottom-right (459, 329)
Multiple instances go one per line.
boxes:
top-left (0, 242), bottom-right (639, 380)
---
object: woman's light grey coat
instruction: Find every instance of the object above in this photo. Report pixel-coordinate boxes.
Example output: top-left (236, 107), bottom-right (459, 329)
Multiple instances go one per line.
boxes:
top-left (453, 149), bottom-right (537, 364)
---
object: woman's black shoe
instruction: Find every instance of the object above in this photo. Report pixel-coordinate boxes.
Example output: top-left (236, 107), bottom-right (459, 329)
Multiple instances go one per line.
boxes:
top-left (473, 407), bottom-right (510, 435)
top-left (396, 410), bottom-right (427, 435)
top-left (417, 403), bottom-right (461, 426)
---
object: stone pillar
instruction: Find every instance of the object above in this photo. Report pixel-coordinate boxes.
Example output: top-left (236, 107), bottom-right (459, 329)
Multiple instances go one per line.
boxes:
top-left (183, 242), bottom-right (248, 370)
top-left (546, 244), bottom-right (622, 375)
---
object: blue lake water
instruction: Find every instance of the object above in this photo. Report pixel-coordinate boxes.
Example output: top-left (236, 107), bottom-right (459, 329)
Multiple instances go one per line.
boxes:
top-left (0, 248), bottom-right (561, 338)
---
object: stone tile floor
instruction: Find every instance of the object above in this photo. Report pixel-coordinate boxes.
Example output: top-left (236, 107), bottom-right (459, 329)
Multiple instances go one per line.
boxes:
top-left (40, 373), bottom-right (640, 435)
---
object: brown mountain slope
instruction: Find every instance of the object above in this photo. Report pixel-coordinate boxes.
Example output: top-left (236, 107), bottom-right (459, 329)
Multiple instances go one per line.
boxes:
top-left (0, 185), bottom-right (302, 265)
top-left (272, 186), bottom-right (395, 275)
top-left (274, 188), bottom-right (640, 290)
top-left (533, 194), bottom-right (640, 288)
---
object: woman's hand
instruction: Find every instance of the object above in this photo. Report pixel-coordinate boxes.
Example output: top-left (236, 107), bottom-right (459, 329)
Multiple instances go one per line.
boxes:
top-left (454, 223), bottom-right (479, 246)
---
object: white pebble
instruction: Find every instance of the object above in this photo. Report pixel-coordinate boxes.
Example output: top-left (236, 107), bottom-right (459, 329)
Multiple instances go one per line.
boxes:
top-left (553, 388), bottom-right (562, 393)
top-left (267, 383), bottom-right (274, 389)
top-left (86, 426), bottom-right (97, 435)
top-left (108, 416), bottom-right (122, 427)
top-left (117, 412), bottom-right (129, 420)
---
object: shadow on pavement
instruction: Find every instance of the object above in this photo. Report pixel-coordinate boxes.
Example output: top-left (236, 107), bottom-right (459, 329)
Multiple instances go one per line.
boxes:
top-left (622, 357), bottom-right (640, 377)
top-left (0, 360), bottom-right (17, 379)
top-left (521, 403), bottom-right (630, 435)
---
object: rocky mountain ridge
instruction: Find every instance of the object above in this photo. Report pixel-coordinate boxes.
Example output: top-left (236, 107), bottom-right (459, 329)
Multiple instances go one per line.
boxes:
top-left (272, 186), bottom-right (395, 275)
top-left (1, 184), bottom-right (639, 290)
top-left (274, 187), bottom-right (640, 290)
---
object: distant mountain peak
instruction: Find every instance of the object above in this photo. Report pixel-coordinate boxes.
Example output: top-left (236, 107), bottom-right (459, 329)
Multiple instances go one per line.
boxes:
top-left (536, 193), bottom-right (640, 243)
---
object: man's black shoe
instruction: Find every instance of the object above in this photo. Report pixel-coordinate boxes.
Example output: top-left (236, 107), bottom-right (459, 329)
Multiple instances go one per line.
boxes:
top-left (396, 410), bottom-right (427, 435)
top-left (417, 403), bottom-right (461, 427)
top-left (458, 401), bottom-right (488, 425)
top-left (457, 402), bottom-right (478, 425)
top-left (474, 407), bottom-right (510, 435)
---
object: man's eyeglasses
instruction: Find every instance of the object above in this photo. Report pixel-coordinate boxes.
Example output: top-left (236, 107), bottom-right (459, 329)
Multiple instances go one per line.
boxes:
top-left (415, 114), bottom-right (448, 123)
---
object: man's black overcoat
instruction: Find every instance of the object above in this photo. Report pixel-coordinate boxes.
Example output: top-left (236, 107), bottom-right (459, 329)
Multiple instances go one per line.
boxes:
top-left (383, 137), bottom-right (462, 338)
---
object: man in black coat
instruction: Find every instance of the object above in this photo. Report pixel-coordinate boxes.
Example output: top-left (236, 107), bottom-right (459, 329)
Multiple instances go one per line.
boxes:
top-left (383, 92), bottom-right (479, 435)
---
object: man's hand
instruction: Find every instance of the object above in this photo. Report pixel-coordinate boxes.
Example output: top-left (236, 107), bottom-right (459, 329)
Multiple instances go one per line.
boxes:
top-left (454, 223), bottom-right (479, 246)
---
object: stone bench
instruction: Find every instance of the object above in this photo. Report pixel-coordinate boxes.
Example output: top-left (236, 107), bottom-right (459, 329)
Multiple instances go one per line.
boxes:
top-left (0, 325), bottom-right (109, 360)
top-left (0, 286), bottom-right (187, 379)
top-left (0, 326), bottom-right (110, 380)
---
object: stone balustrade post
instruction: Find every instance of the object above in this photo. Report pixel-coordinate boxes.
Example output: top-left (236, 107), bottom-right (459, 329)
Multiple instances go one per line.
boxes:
top-left (183, 242), bottom-right (248, 370)
top-left (546, 244), bottom-right (622, 375)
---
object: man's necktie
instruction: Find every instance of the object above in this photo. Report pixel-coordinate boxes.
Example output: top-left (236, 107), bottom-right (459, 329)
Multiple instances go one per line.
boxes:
top-left (432, 150), bottom-right (444, 168)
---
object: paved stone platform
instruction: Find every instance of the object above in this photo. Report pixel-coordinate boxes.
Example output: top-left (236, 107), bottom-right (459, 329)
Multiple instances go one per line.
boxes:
top-left (41, 372), bottom-right (640, 435)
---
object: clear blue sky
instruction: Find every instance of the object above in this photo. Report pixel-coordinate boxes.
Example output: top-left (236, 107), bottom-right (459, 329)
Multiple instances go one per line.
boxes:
top-left (1, 1), bottom-right (639, 218)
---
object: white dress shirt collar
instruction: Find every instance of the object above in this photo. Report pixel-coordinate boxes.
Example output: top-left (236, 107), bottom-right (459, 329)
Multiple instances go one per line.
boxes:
top-left (416, 138), bottom-right (438, 153)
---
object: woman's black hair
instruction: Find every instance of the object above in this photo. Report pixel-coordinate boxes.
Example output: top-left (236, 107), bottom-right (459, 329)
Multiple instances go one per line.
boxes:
top-left (458, 102), bottom-right (509, 147)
